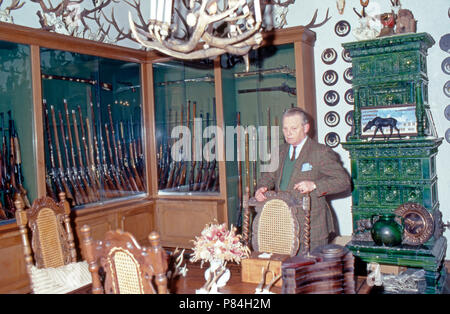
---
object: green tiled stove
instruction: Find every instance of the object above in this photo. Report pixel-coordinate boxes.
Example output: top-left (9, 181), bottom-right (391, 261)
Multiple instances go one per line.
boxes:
top-left (341, 33), bottom-right (447, 294)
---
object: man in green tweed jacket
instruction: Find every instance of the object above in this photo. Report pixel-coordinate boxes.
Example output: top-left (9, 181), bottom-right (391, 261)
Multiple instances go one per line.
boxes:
top-left (255, 107), bottom-right (351, 253)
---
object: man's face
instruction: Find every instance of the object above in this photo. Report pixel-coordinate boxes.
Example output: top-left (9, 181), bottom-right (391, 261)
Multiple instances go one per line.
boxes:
top-left (282, 114), bottom-right (309, 146)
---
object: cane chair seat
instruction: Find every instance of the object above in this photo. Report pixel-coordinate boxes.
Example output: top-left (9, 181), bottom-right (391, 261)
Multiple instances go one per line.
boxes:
top-left (248, 191), bottom-right (302, 256)
top-left (15, 192), bottom-right (89, 293)
top-left (80, 225), bottom-right (169, 294)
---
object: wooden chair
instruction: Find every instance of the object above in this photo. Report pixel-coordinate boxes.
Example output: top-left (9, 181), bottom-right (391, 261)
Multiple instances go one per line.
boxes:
top-left (245, 190), bottom-right (302, 256)
top-left (15, 192), bottom-right (90, 293)
top-left (80, 225), bottom-right (169, 294)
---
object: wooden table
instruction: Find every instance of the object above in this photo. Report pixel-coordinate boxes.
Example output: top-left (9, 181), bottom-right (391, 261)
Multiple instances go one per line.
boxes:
top-left (72, 261), bottom-right (371, 294)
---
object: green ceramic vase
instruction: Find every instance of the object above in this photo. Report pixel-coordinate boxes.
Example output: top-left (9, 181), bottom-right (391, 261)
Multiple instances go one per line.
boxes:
top-left (371, 213), bottom-right (404, 247)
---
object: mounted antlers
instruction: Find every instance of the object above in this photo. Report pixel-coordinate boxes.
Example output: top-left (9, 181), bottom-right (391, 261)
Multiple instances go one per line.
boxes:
top-left (0, 0), bottom-right (24, 23)
top-left (255, 261), bottom-right (281, 294)
top-left (129, 0), bottom-right (263, 71)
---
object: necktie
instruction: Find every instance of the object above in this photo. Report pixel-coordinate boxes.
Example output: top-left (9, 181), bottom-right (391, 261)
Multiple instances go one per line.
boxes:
top-left (291, 145), bottom-right (296, 161)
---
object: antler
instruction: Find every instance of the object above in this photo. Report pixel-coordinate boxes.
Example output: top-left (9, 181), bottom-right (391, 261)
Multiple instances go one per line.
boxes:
top-left (3, 0), bottom-right (24, 13)
top-left (255, 261), bottom-right (281, 294)
top-left (302, 8), bottom-right (331, 29)
top-left (202, 262), bottom-right (227, 293)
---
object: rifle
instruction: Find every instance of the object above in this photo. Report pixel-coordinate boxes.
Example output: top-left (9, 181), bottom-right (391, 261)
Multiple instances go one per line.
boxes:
top-left (90, 102), bottom-right (116, 198)
top-left (171, 105), bottom-right (184, 189)
top-left (104, 123), bottom-right (126, 196)
top-left (188, 102), bottom-right (197, 191)
top-left (193, 113), bottom-right (204, 191)
top-left (5, 113), bottom-right (27, 215)
top-left (177, 101), bottom-right (190, 188)
top-left (45, 103), bottom-right (74, 206)
top-left (118, 121), bottom-right (139, 192)
top-left (130, 115), bottom-right (145, 189)
top-left (236, 112), bottom-right (243, 227)
top-left (238, 83), bottom-right (296, 96)
top-left (71, 110), bottom-right (97, 202)
top-left (107, 105), bottom-right (132, 192)
top-left (200, 112), bottom-right (210, 191)
top-left (127, 121), bottom-right (145, 191)
top-left (64, 100), bottom-right (90, 204)
top-left (129, 117), bottom-right (145, 190)
top-left (41, 104), bottom-right (58, 202)
top-left (1, 112), bottom-right (14, 215)
top-left (57, 110), bottom-right (82, 205)
top-left (99, 102), bottom-right (123, 197)
top-left (78, 106), bottom-right (101, 199)
top-left (10, 118), bottom-right (31, 208)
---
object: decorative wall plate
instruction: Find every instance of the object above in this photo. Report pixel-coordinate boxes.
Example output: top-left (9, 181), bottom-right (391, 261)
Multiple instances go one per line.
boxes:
top-left (394, 203), bottom-right (434, 246)
top-left (439, 34), bottom-right (450, 53)
top-left (344, 88), bottom-right (354, 105)
top-left (324, 132), bottom-right (340, 148)
top-left (446, 128), bottom-right (450, 143)
top-left (322, 70), bottom-right (338, 86)
top-left (442, 57), bottom-right (450, 75)
top-left (445, 105), bottom-right (450, 121)
top-left (321, 48), bottom-right (337, 65)
top-left (324, 90), bottom-right (340, 106)
top-left (342, 49), bottom-right (352, 63)
top-left (335, 20), bottom-right (351, 37)
top-left (324, 111), bottom-right (340, 127)
top-left (343, 67), bottom-right (353, 84)
top-left (444, 81), bottom-right (450, 97)
top-left (345, 110), bottom-right (354, 126)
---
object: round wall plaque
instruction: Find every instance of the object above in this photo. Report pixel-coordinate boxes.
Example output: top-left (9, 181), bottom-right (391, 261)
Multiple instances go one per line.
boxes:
top-left (322, 70), bottom-right (339, 86)
top-left (439, 33), bottom-right (450, 53)
top-left (442, 57), bottom-right (450, 75)
top-left (335, 20), bottom-right (351, 37)
top-left (321, 48), bottom-right (337, 65)
top-left (395, 203), bottom-right (434, 246)
top-left (344, 88), bottom-right (354, 105)
top-left (444, 81), bottom-right (450, 97)
top-left (324, 90), bottom-right (340, 106)
top-left (446, 128), bottom-right (450, 143)
top-left (445, 104), bottom-right (450, 121)
top-left (343, 67), bottom-right (353, 84)
top-left (345, 110), bottom-right (354, 126)
top-left (324, 111), bottom-right (340, 127)
top-left (324, 132), bottom-right (340, 148)
top-left (342, 49), bottom-right (352, 63)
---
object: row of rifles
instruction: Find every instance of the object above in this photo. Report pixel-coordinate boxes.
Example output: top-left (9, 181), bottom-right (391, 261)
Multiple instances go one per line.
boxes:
top-left (157, 100), bottom-right (219, 192)
top-left (44, 99), bottom-right (145, 207)
top-left (0, 111), bottom-right (31, 220)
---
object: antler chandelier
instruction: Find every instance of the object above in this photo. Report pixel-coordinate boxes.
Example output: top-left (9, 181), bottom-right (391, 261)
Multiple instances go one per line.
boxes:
top-left (129, 0), bottom-right (263, 68)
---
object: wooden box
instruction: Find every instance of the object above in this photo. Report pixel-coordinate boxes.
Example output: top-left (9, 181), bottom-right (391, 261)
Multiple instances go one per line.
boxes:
top-left (241, 251), bottom-right (290, 287)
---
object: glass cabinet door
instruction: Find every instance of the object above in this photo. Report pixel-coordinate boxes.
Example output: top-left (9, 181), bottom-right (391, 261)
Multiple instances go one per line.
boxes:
top-left (153, 60), bottom-right (219, 195)
top-left (221, 43), bottom-right (297, 226)
top-left (40, 48), bottom-right (145, 208)
top-left (0, 40), bottom-right (34, 223)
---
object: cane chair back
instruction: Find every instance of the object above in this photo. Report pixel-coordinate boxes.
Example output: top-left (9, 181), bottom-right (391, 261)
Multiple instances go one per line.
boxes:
top-left (15, 192), bottom-right (77, 271)
top-left (248, 191), bottom-right (302, 256)
top-left (80, 225), bottom-right (168, 294)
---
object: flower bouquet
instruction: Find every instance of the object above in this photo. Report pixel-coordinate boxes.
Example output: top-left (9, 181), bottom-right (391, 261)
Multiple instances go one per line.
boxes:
top-left (190, 222), bottom-right (250, 267)
top-left (191, 222), bottom-right (250, 293)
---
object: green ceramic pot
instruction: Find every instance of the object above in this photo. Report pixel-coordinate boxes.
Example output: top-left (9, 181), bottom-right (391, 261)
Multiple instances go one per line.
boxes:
top-left (371, 213), bottom-right (404, 247)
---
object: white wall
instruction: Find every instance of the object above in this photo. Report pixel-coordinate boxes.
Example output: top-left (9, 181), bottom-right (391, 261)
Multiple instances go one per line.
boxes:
top-left (286, 0), bottom-right (450, 247)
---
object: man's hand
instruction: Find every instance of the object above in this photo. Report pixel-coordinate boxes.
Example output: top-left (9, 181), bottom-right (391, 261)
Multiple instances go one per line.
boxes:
top-left (255, 187), bottom-right (268, 201)
top-left (293, 181), bottom-right (316, 194)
